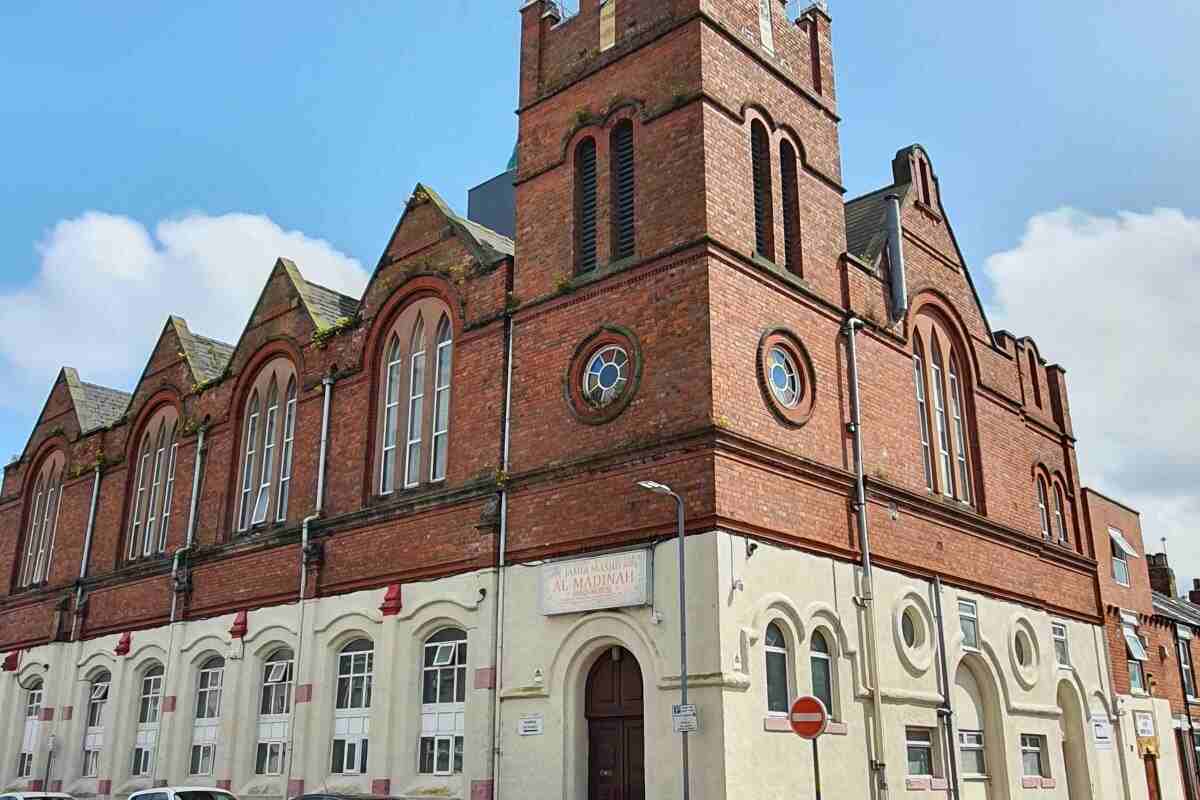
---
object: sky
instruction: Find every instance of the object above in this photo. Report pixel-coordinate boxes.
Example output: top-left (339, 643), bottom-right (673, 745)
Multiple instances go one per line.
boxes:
top-left (2, 2), bottom-right (1199, 584)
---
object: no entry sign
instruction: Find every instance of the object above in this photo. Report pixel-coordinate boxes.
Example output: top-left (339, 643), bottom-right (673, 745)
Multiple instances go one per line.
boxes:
top-left (790, 695), bottom-right (829, 739)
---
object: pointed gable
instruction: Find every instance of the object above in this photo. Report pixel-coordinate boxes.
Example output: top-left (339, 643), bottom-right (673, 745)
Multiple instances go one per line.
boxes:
top-left (171, 317), bottom-right (235, 386)
top-left (371, 184), bottom-right (513, 277)
top-left (17, 367), bottom-right (130, 463)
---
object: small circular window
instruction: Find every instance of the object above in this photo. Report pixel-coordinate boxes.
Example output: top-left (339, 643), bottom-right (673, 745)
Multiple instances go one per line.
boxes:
top-left (566, 326), bottom-right (642, 425)
top-left (583, 345), bottom-right (629, 408)
top-left (895, 599), bottom-right (934, 675)
top-left (1015, 632), bottom-right (1029, 667)
top-left (768, 346), bottom-right (801, 408)
top-left (757, 329), bottom-right (816, 427)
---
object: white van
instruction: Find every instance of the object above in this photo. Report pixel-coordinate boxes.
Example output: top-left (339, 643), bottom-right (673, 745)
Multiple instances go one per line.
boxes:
top-left (128, 788), bottom-right (238, 800)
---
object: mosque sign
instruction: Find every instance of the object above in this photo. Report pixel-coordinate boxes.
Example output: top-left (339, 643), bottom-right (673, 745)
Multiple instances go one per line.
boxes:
top-left (540, 549), bottom-right (653, 615)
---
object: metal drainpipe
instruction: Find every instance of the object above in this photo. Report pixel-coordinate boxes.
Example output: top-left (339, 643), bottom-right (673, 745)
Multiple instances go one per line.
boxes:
top-left (184, 425), bottom-right (207, 549)
top-left (844, 316), bottom-right (889, 799)
top-left (71, 466), bottom-right (103, 641)
top-left (1097, 617), bottom-right (1133, 800)
top-left (286, 374), bottom-right (333, 791)
top-left (933, 577), bottom-right (961, 799)
top-left (491, 312), bottom-right (515, 799)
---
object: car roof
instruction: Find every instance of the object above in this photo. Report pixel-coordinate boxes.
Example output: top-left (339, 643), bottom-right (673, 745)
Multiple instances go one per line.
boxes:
top-left (131, 790), bottom-right (235, 796)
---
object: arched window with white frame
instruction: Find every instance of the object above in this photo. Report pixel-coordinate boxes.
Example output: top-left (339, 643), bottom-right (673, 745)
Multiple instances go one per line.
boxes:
top-left (17, 678), bottom-right (43, 778)
top-left (131, 663), bottom-right (163, 776)
top-left (256, 647), bottom-right (294, 775)
top-left (810, 629), bottom-right (834, 716)
top-left (420, 628), bottom-right (467, 776)
top-left (331, 638), bottom-right (373, 775)
top-left (82, 670), bottom-right (110, 778)
top-left (1036, 476), bottom-right (1051, 538)
top-left (1053, 483), bottom-right (1068, 544)
top-left (235, 358), bottom-right (298, 533)
top-left (376, 299), bottom-right (455, 495)
top-left (127, 407), bottom-right (180, 561)
top-left (190, 656), bottom-right (224, 776)
top-left (19, 451), bottom-right (65, 587)
top-left (764, 622), bottom-right (791, 715)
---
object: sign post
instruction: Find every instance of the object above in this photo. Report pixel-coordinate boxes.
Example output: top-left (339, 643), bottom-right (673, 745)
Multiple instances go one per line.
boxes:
top-left (790, 696), bottom-right (829, 800)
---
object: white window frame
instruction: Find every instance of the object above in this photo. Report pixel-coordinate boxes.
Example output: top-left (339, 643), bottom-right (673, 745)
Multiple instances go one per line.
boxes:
top-left (380, 336), bottom-right (403, 495)
top-left (763, 622), bottom-right (791, 716)
top-left (913, 354), bottom-right (934, 492)
top-left (237, 401), bottom-right (260, 532)
top-left (143, 427), bottom-right (167, 556)
top-left (132, 668), bottom-right (163, 776)
top-left (958, 729), bottom-right (987, 777)
top-left (1036, 479), bottom-right (1050, 538)
top-left (251, 390), bottom-right (279, 526)
top-left (1180, 635), bottom-right (1197, 700)
top-left (1052, 485), bottom-right (1067, 543)
top-left (405, 344), bottom-right (427, 489)
top-left (959, 599), bottom-right (980, 651)
top-left (332, 642), bottom-right (373, 776)
top-left (948, 357), bottom-right (971, 503)
top-left (129, 439), bottom-right (152, 558)
top-left (83, 676), bottom-right (109, 775)
top-left (420, 630), bottom-right (467, 776)
top-left (276, 381), bottom-right (297, 522)
top-left (158, 438), bottom-right (178, 552)
top-left (189, 742), bottom-right (216, 776)
top-left (1052, 622), bottom-right (1070, 667)
top-left (430, 321), bottom-right (453, 483)
top-left (930, 354), bottom-right (954, 498)
top-left (256, 651), bottom-right (293, 776)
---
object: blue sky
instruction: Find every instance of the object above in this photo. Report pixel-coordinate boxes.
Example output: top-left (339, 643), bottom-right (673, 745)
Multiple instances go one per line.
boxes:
top-left (3, 3), bottom-right (1200, 575)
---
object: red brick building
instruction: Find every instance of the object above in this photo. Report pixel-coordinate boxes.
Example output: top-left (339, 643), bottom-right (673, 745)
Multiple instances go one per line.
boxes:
top-left (0, 2), bottom-right (1153, 799)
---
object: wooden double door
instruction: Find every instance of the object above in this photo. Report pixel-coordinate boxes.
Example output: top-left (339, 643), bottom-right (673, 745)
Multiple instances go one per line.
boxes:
top-left (587, 647), bottom-right (646, 800)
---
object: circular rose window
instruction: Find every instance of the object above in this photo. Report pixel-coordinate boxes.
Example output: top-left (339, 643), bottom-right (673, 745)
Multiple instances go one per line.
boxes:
top-left (757, 329), bottom-right (817, 427)
top-left (583, 345), bottom-right (630, 408)
top-left (566, 326), bottom-right (642, 425)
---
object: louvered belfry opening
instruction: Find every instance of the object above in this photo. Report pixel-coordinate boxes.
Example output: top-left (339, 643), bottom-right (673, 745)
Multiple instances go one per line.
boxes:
top-left (575, 137), bottom-right (599, 274)
top-left (780, 140), bottom-right (803, 277)
top-left (751, 120), bottom-right (775, 261)
top-left (610, 120), bottom-right (636, 261)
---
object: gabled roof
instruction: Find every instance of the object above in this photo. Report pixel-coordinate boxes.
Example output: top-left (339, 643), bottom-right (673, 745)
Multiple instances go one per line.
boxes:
top-left (277, 258), bottom-right (360, 329)
top-left (419, 183), bottom-right (514, 268)
top-left (63, 368), bottom-right (131, 433)
top-left (170, 317), bottom-right (235, 385)
top-left (844, 183), bottom-right (911, 265)
top-left (1153, 591), bottom-right (1200, 628)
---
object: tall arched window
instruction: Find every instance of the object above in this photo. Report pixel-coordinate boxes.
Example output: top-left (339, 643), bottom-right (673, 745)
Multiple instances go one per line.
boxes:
top-left (575, 137), bottom-right (598, 273)
top-left (332, 638), bottom-right (373, 775)
top-left (17, 678), bottom-right (42, 778)
top-left (420, 628), bottom-right (467, 776)
top-left (810, 630), bottom-right (833, 714)
top-left (751, 120), bottom-right (775, 260)
top-left (256, 647), bottom-right (294, 775)
top-left (190, 656), bottom-right (224, 776)
top-left (1036, 477), bottom-right (1051, 538)
top-left (235, 358), bottom-right (298, 532)
top-left (779, 139), bottom-right (803, 276)
top-left (20, 451), bottom-right (65, 587)
top-left (911, 312), bottom-right (976, 504)
top-left (610, 120), bottom-right (636, 261)
top-left (131, 663), bottom-right (164, 776)
top-left (83, 670), bottom-right (110, 777)
top-left (128, 407), bottom-right (179, 560)
top-left (764, 622), bottom-right (790, 715)
top-left (377, 300), bottom-right (455, 495)
top-left (1027, 349), bottom-right (1042, 408)
top-left (431, 316), bottom-right (453, 482)
top-left (1053, 484), bottom-right (1067, 543)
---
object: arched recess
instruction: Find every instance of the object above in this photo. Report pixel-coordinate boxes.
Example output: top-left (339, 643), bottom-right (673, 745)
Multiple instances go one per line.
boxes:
top-left (954, 655), bottom-right (1012, 800)
top-left (586, 646), bottom-right (645, 800)
top-left (17, 447), bottom-right (67, 588)
top-left (371, 292), bottom-right (457, 496)
top-left (1056, 680), bottom-right (1092, 800)
top-left (232, 354), bottom-right (299, 534)
top-left (123, 397), bottom-right (182, 561)
top-left (908, 293), bottom-right (985, 511)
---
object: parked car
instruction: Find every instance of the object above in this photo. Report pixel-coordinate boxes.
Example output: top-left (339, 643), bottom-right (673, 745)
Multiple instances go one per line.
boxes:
top-left (292, 794), bottom-right (401, 800)
top-left (0, 793), bottom-right (75, 800)
top-left (129, 787), bottom-right (238, 800)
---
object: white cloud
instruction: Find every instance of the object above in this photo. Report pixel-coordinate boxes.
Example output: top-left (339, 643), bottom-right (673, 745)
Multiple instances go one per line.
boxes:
top-left (986, 207), bottom-right (1200, 590)
top-left (0, 210), bottom-right (368, 420)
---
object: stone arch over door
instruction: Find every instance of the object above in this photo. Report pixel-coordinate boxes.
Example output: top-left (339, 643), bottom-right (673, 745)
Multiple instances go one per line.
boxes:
top-left (586, 646), bottom-right (645, 800)
top-left (954, 656), bottom-right (1012, 800)
top-left (1057, 680), bottom-right (1092, 799)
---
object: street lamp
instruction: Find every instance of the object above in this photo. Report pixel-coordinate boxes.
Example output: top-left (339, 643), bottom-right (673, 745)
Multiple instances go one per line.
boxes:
top-left (636, 479), bottom-right (690, 800)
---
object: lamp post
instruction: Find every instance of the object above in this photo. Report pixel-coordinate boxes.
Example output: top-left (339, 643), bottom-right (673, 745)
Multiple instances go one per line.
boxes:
top-left (637, 480), bottom-right (689, 800)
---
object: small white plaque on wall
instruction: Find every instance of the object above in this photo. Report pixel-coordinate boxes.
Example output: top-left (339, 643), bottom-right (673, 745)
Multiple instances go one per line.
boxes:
top-left (518, 714), bottom-right (544, 736)
top-left (540, 549), bottom-right (652, 615)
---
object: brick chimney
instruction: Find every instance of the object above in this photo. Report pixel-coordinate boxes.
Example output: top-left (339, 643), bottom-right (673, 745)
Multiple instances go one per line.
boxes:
top-left (1148, 552), bottom-right (1178, 597)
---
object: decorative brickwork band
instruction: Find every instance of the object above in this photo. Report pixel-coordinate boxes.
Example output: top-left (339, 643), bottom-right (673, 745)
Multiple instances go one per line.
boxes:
top-left (288, 779), bottom-right (304, 797)
top-left (295, 683), bottom-right (313, 704)
top-left (371, 779), bottom-right (391, 795)
top-left (379, 584), bottom-right (402, 616)
top-left (162, 695), bottom-right (177, 713)
top-left (474, 666), bottom-right (496, 690)
top-left (470, 779), bottom-right (494, 800)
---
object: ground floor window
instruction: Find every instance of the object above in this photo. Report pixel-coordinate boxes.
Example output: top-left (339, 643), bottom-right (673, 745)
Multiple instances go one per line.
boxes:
top-left (419, 735), bottom-right (464, 776)
top-left (959, 730), bottom-right (986, 776)
top-left (906, 727), bottom-right (936, 776)
top-left (255, 741), bottom-right (286, 776)
top-left (190, 743), bottom-right (216, 776)
top-left (17, 752), bottom-right (34, 778)
top-left (82, 748), bottom-right (101, 778)
top-left (420, 628), bottom-right (467, 775)
top-left (1021, 734), bottom-right (1048, 777)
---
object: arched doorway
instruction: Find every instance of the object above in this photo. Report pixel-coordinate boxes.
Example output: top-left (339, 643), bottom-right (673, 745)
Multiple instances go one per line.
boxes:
top-left (586, 646), bottom-right (645, 800)
top-left (1056, 682), bottom-right (1091, 799)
